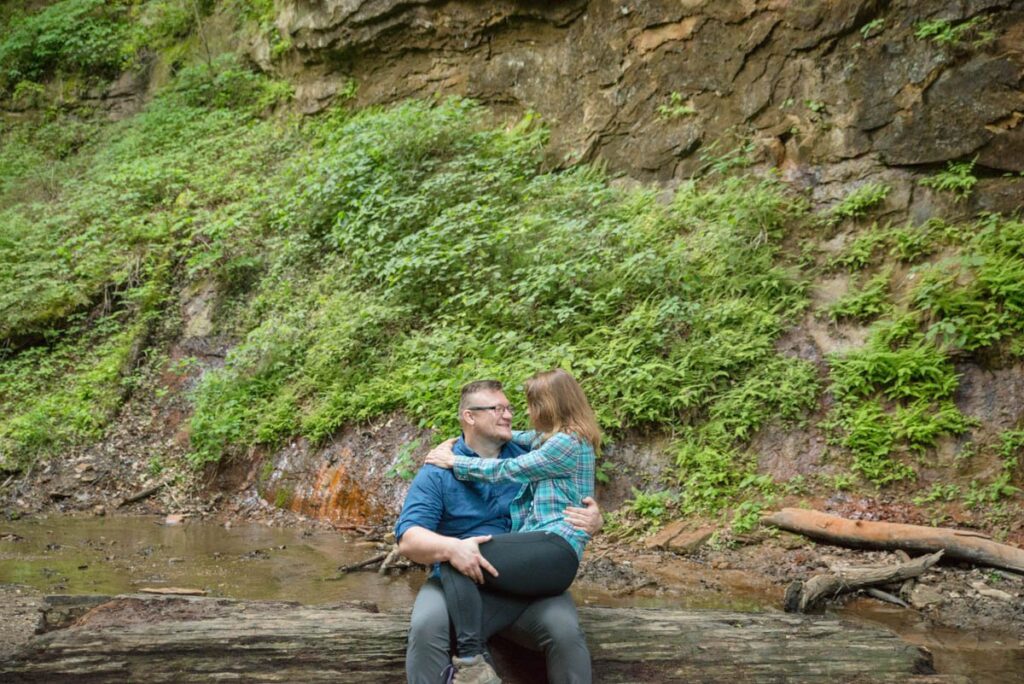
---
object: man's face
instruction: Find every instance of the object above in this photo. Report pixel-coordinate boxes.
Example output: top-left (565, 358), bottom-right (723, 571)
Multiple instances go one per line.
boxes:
top-left (462, 389), bottom-right (514, 443)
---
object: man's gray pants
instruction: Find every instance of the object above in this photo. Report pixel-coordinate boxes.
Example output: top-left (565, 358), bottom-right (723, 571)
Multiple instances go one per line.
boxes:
top-left (406, 577), bottom-right (592, 684)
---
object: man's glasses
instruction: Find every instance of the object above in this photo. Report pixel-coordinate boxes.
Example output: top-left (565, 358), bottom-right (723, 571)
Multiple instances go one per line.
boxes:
top-left (466, 405), bottom-right (515, 416)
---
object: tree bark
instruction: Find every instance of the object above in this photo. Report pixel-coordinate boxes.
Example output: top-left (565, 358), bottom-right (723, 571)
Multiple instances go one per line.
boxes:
top-left (762, 508), bottom-right (1024, 573)
top-left (0, 593), bottom-right (963, 683)
top-left (784, 550), bottom-right (944, 612)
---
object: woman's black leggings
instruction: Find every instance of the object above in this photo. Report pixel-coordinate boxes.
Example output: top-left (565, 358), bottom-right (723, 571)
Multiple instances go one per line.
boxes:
top-left (439, 531), bottom-right (579, 658)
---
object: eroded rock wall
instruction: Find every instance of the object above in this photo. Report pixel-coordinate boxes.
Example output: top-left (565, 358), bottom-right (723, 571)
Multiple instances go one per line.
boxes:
top-left (268, 0), bottom-right (1023, 210)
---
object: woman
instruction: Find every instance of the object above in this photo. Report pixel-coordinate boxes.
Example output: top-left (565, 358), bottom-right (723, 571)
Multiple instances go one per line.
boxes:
top-left (424, 368), bottom-right (600, 684)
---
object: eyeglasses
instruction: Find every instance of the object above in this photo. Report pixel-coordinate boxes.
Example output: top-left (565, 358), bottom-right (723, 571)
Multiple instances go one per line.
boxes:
top-left (466, 405), bottom-right (515, 416)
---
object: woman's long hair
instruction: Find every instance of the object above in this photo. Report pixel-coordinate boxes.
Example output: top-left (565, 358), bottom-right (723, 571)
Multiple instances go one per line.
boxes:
top-left (524, 368), bottom-right (602, 452)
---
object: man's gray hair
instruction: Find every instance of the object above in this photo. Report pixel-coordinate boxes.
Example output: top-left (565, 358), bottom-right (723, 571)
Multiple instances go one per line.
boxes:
top-left (458, 379), bottom-right (504, 414)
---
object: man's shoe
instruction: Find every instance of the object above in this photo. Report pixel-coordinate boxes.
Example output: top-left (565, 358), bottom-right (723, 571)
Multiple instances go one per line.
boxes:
top-left (450, 654), bottom-right (501, 684)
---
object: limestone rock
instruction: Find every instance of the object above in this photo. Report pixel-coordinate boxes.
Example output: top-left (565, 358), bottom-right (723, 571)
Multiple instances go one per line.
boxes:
top-left (910, 584), bottom-right (945, 609)
top-left (643, 520), bottom-right (689, 549)
top-left (666, 527), bottom-right (715, 554)
top-left (267, 0), bottom-right (1024, 191)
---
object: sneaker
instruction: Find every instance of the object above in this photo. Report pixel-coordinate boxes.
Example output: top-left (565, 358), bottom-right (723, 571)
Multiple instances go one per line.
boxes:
top-left (450, 654), bottom-right (502, 684)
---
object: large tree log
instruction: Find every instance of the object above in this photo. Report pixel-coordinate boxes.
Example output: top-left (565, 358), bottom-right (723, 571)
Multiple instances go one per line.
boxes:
top-left (762, 508), bottom-right (1024, 573)
top-left (0, 594), bottom-right (963, 683)
top-left (784, 550), bottom-right (944, 613)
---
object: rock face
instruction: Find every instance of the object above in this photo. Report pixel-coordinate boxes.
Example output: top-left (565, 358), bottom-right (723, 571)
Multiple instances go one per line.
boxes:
top-left (261, 414), bottom-right (429, 525)
top-left (269, 0), bottom-right (1024, 198)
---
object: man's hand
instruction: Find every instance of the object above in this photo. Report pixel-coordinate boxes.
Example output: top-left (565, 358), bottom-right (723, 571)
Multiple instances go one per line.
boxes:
top-left (424, 438), bottom-right (458, 469)
top-left (564, 496), bottom-right (603, 536)
top-left (448, 535), bottom-right (498, 584)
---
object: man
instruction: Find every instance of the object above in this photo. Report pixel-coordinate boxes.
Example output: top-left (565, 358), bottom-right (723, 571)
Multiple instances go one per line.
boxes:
top-left (396, 379), bottom-right (601, 684)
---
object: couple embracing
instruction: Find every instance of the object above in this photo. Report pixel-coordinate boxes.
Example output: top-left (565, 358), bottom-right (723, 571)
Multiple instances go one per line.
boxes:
top-left (395, 369), bottom-right (602, 683)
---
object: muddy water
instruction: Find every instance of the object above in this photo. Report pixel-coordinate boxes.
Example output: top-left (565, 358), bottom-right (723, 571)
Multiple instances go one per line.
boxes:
top-left (2, 516), bottom-right (1021, 683)
top-left (841, 599), bottom-right (1024, 684)
top-left (0, 515), bottom-right (420, 609)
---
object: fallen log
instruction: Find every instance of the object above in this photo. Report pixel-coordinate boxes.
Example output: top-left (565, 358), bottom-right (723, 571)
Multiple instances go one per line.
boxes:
top-left (784, 550), bottom-right (943, 613)
top-left (762, 508), bottom-right (1024, 573)
top-left (0, 593), bottom-right (959, 683)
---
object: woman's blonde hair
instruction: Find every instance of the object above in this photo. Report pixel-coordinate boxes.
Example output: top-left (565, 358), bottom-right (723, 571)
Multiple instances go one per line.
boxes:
top-left (524, 368), bottom-right (601, 452)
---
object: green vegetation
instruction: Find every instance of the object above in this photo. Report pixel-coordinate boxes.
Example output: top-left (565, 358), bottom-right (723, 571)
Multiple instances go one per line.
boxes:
top-left (825, 330), bottom-right (971, 484)
top-left (860, 18), bottom-right (884, 40)
top-left (912, 482), bottom-right (960, 505)
top-left (825, 183), bottom-right (890, 227)
top-left (918, 159), bottom-right (977, 202)
top-left (914, 16), bottom-right (994, 49)
top-left (0, 43), bottom-right (295, 470)
top-left (828, 268), bottom-right (892, 323)
top-left (657, 92), bottom-right (697, 120)
top-left (0, 0), bottom-right (136, 94)
top-left (911, 215), bottom-right (1024, 353)
top-left (827, 223), bottom-right (889, 271)
top-left (820, 212), bottom-right (1024, 485)
top-left (186, 99), bottom-right (818, 494)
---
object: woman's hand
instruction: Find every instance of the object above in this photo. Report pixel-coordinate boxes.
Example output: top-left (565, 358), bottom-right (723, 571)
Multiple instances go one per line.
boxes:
top-left (424, 438), bottom-right (457, 469)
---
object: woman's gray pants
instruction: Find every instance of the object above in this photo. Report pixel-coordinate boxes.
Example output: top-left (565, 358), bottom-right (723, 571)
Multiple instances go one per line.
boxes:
top-left (406, 577), bottom-right (592, 684)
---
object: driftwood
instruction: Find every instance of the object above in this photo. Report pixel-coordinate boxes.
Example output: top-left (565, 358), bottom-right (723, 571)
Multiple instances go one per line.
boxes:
top-left (117, 479), bottom-right (168, 507)
top-left (784, 550), bottom-right (944, 613)
top-left (865, 587), bottom-right (909, 608)
top-left (377, 544), bottom-right (402, 575)
top-left (336, 552), bottom-right (388, 573)
top-left (763, 508), bottom-right (1024, 573)
top-left (0, 593), bottom-right (961, 683)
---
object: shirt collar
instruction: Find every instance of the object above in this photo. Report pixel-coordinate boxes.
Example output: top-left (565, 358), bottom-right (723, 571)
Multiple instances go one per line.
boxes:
top-left (453, 434), bottom-right (516, 460)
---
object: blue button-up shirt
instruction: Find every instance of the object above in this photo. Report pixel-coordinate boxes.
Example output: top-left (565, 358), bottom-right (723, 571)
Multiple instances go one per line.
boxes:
top-left (394, 436), bottom-right (527, 545)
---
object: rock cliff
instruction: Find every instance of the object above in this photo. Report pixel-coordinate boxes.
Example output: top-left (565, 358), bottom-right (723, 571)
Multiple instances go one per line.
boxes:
top-left (267, 0), bottom-right (1023, 213)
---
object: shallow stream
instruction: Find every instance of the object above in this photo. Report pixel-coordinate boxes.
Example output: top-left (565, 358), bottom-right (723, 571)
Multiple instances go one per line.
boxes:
top-left (1, 515), bottom-right (1020, 682)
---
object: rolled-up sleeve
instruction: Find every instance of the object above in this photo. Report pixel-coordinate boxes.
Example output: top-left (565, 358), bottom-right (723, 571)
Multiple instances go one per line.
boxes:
top-left (394, 467), bottom-right (445, 541)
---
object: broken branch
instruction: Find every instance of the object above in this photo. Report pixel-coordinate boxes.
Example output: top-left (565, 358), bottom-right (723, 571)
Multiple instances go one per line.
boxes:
top-left (784, 550), bottom-right (943, 612)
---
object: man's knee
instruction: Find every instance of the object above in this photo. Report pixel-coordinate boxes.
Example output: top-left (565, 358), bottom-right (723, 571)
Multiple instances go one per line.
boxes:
top-left (519, 593), bottom-right (591, 684)
top-left (407, 580), bottom-right (453, 684)
top-left (538, 608), bottom-right (585, 648)
top-left (408, 608), bottom-right (448, 648)
top-left (516, 593), bottom-right (586, 650)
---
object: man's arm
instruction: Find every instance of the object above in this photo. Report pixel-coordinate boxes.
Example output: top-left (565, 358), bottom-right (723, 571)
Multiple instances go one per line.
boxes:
top-left (398, 526), bottom-right (498, 584)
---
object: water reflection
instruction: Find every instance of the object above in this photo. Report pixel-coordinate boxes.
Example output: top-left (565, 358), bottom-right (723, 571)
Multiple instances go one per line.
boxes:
top-left (0, 515), bottom-right (420, 610)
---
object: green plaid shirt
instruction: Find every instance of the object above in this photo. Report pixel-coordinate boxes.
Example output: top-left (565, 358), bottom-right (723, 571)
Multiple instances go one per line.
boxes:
top-left (452, 430), bottom-right (594, 559)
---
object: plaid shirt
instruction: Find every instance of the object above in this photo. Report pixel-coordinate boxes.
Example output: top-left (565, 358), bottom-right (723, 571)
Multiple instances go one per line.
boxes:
top-left (452, 430), bottom-right (594, 559)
